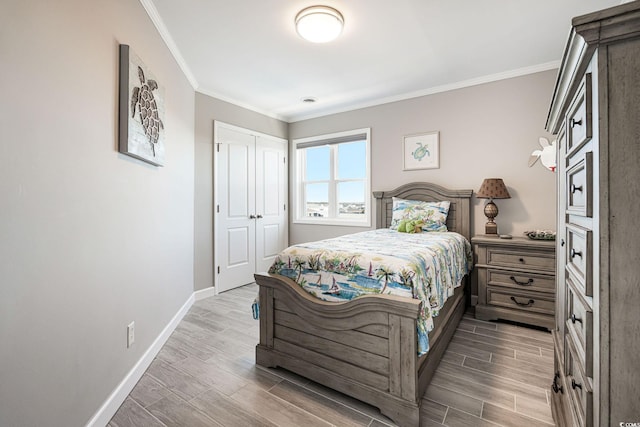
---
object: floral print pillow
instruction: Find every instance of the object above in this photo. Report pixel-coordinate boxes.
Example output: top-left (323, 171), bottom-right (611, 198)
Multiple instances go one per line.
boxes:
top-left (390, 198), bottom-right (450, 232)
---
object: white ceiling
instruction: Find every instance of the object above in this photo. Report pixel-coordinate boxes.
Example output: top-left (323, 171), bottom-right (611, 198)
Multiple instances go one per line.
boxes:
top-left (146, 0), bottom-right (621, 122)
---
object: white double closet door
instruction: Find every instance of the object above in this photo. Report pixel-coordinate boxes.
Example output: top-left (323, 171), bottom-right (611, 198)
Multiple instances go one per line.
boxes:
top-left (214, 122), bottom-right (288, 293)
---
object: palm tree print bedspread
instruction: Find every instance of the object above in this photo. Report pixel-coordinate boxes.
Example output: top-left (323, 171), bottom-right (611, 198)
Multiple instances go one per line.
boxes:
top-left (268, 229), bottom-right (472, 354)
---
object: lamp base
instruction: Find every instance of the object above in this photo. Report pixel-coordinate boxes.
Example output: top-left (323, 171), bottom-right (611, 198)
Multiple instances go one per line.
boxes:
top-left (485, 222), bottom-right (498, 235)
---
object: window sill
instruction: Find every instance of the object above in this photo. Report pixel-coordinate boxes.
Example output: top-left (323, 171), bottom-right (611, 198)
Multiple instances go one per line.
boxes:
top-left (293, 218), bottom-right (372, 228)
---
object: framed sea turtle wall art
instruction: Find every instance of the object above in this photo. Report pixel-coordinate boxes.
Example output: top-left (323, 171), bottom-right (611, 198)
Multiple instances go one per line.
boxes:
top-left (118, 44), bottom-right (165, 166)
top-left (402, 131), bottom-right (439, 170)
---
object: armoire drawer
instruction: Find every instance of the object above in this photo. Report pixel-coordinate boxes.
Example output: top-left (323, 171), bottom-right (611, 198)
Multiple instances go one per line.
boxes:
top-left (486, 247), bottom-right (555, 272)
top-left (565, 224), bottom-right (593, 297)
top-left (566, 277), bottom-right (593, 377)
top-left (487, 287), bottom-right (555, 315)
top-left (566, 73), bottom-right (593, 157)
top-left (486, 269), bottom-right (555, 293)
top-left (565, 336), bottom-right (593, 427)
top-left (566, 151), bottom-right (593, 217)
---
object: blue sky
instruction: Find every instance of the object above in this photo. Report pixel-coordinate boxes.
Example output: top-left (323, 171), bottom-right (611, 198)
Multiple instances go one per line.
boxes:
top-left (306, 141), bottom-right (366, 203)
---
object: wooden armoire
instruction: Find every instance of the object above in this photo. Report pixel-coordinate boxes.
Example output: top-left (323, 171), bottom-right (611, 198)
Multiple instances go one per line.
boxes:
top-left (545, 2), bottom-right (640, 426)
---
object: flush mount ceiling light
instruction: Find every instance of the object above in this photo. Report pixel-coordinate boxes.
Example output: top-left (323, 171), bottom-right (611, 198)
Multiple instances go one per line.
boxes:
top-left (295, 5), bottom-right (344, 43)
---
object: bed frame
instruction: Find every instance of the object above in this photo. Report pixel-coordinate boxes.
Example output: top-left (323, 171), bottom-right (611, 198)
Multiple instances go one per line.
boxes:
top-left (254, 182), bottom-right (473, 426)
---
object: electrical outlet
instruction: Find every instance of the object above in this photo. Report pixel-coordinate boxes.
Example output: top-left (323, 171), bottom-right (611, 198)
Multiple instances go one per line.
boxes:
top-left (127, 321), bottom-right (135, 348)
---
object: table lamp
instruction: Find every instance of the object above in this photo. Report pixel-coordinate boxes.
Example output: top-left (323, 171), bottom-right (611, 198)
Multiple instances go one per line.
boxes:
top-left (477, 178), bottom-right (511, 235)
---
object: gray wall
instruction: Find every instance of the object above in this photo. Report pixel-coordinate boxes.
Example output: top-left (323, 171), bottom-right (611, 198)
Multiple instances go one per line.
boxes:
top-left (289, 70), bottom-right (558, 244)
top-left (194, 94), bottom-right (288, 291)
top-left (0, 1), bottom-right (195, 426)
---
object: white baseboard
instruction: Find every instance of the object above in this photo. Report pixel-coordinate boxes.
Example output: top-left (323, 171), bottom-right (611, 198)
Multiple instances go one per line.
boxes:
top-left (85, 293), bottom-right (195, 427)
top-left (194, 285), bottom-right (216, 301)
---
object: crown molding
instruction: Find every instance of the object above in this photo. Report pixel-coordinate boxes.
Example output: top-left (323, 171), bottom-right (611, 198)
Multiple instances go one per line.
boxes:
top-left (138, 0), bottom-right (199, 89)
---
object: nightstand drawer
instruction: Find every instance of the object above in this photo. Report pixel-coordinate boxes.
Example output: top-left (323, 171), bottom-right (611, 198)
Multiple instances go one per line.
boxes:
top-left (486, 287), bottom-right (555, 315)
top-left (566, 73), bottom-right (592, 157)
top-left (486, 269), bottom-right (555, 293)
top-left (486, 247), bottom-right (555, 271)
top-left (566, 224), bottom-right (593, 297)
top-left (566, 276), bottom-right (593, 377)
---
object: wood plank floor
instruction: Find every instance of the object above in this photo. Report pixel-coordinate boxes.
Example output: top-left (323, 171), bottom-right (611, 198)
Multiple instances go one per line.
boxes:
top-left (109, 284), bottom-right (555, 427)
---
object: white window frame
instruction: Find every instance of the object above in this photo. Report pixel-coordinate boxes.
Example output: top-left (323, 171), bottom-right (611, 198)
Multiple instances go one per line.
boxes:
top-left (292, 128), bottom-right (371, 227)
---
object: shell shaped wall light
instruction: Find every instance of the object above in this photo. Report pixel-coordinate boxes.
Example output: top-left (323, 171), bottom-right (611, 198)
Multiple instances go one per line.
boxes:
top-left (295, 6), bottom-right (344, 43)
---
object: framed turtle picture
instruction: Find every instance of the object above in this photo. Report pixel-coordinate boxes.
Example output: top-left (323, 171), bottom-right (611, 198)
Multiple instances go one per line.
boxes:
top-left (403, 131), bottom-right (439, 170)
top-left (118, 44), bottom-right (165, 166)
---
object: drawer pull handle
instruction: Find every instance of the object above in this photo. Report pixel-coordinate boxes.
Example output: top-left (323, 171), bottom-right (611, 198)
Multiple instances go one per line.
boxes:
top-left (552, 372), bottom-right (564, 394)
top-left (561, 239), bottom-right (565, 247)
top-left (570, 248), bottom-right (583, 259)
top-left (571, 379), bottom-right (583, 390)
top-left (570, 184), bottom-right (583, 194)
top-left (571, 118), bottom-right (583, 128)
top-left (510, 296), bottom-right (535, 307)
top-left (510, 276), bottom-right (534, 286)
top-left (571, 314), bottom-right (583, 324)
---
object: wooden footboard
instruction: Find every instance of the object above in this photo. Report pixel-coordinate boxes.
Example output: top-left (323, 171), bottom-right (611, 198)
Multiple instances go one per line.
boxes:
top-left (255, 272), bottom-right (466, 427)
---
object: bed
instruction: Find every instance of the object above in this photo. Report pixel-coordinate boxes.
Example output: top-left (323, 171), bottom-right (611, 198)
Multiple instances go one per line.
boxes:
top-left (254, 182), bottom-right (473, 426)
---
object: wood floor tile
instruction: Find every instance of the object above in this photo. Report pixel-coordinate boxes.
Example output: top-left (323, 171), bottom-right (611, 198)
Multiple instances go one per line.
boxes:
top-left (268, 380), bottom-right (372, 426)
top-left (170, 355), bottom-right (248, 395)
top-left (440, 349), bottom-right (465, 366)
top-left (430, 371), bottom-right (515, 410)
top-left (147, 393), bottom-right (221, 427)
top-left (455, 330), bottom-right (542, 355)
top-left (463, 356), bottom-right (550, 389)
top-left (109, 397), bottom-right (165, 427)
top-left (421, 398), bottom-right (448, 423)
top-left (482, 402), bottom-right (554, 426)
top-left (444, 407), bottom-right (501, 427)
top-left (129, 373), bottom-right (172, 408)
top-left (490, 353), bottom-right (554, 377)
top-left (190, 387), bottom-right (278, 426)
top-left (230, 383), bottom-right (333, 427)
top-left (451, 335), bottom-right (515, 358)
top-left (515, 394), bottom-right (555, 424)
top-left (460, 316), bottom-right (498, 330)
top-left (424, 383), bottom-right (483, 417)
top-left (446, 340), bottom-right (492, 361)
top-left (155, 342), bottom-right (190, 365)
top-left (514, 349), bottom-right (553, 365)
top-left (146, 359), bottom-right (211, 401)
top-left (438, 360), bottom-right (548, 402)
top-left (467, 325), bottom-right (554, 350)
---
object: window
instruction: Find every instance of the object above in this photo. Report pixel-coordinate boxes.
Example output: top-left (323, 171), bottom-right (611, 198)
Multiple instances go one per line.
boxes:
top-left (293, 128), bottom-right (371, 226)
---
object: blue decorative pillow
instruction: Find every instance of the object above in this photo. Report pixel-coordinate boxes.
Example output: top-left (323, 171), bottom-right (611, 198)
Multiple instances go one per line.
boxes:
top-left (390, 198), bottom-right (450, 232)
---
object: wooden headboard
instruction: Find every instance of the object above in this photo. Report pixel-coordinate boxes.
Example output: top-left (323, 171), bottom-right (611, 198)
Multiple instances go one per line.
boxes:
top-left (373, 182), bottom-right (473, 240)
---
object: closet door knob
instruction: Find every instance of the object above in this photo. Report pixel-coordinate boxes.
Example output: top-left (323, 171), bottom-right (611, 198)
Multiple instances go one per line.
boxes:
top-left (571, 379), bottom-right (583, 390)
top-left (570, 184), bottom-right (583, 194)
top-left (256, 214), bottom-right (263, 219)
top-left (570, 248), bottom-right (582, 259)
top-left (249, 214), bottom-right (256, 219)
top-left (570, 118), bottom-right (583, 128)
top-left (571, 314), bottom-right (583, 324)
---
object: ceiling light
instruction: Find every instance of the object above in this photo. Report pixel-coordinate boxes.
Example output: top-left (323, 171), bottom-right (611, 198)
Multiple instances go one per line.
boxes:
top-left (295, 6), bottom-right (344, 43)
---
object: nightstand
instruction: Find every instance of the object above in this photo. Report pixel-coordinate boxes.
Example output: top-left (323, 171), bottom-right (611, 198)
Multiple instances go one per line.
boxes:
top-left (472, 235), bottom-right (556, 330)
